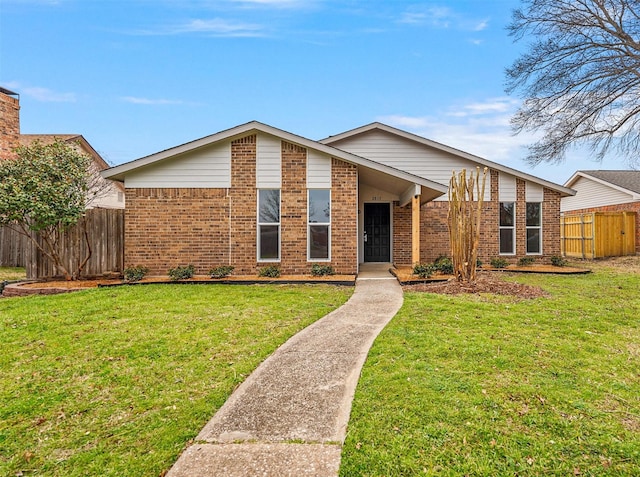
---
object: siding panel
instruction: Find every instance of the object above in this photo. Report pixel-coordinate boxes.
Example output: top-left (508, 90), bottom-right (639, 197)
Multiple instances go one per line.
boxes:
top-left (307, 150), bottom-right (332, 188)
top-left (499, 173), bottom-right (517, 201)
top-left (256, 133), bottom-right (282, 188)
top-left (561, 176), bottom-right (636, 212)
top-left (331, 129), bottom-right (490, 201)
top-left (125, 142), bottom-right (231, 188)
top-left (526, 182), bottom-right (544, 202)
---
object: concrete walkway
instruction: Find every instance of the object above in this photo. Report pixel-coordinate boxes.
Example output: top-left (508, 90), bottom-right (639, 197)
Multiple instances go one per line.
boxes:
top-left (166, 263), bottom-right (403, 477)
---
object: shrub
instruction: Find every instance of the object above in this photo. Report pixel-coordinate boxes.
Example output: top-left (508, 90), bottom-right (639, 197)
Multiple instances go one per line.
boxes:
top-left (258, 265), bottom-right (281, 278)
top-left (209, 265), bottom-right (234, 279)
top-left (123, 265), bottom-right (149, 282)
top-left (550, 255), bottom-right (568, 267)
top-left (413, 263), bottom-right (435, 279)
top-left (476, 258), bottom-right (483, 268)
top-left (490, 257), bottom-right (509, 269)
top-left (518, 256), bottom-right (536, 267)
top-left (433, 256), bottom-right (454, 275)
top-left (168, 264), bottom-right (195, 281)
top-left (311, 264), bottom-right (335, 276)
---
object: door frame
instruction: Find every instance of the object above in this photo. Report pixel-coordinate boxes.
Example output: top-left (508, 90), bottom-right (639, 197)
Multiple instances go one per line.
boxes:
top-left (362, 202), bottom-right (392, 263)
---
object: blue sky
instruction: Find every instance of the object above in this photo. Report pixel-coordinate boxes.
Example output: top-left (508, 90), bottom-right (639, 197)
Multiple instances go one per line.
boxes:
top-left (0, 0), bottom-right (624, 185)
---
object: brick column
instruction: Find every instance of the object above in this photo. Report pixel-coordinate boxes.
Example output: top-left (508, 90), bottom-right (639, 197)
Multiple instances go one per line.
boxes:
top-left (230, 135), bottom-right (257, 274)
top-left (281, 141), bottom-right (307, 275)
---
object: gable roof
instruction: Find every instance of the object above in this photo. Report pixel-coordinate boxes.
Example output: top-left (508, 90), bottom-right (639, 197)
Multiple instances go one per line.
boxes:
top-left (102, 120), bottom-right (448, 200)
top-left (564, 170), bottom-right (640, 196)
top-left (20, 134), bottom-right (111, 171)
top-left (20, 134), bottom-right (125, 193)
top-left (321, 122), bottom-right (575, 197)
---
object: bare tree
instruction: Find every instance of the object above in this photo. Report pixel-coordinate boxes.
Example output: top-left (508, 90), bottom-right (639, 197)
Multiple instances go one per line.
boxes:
top-left (506, 0), bottom-right (640, 166)
top-left (448, 167), bottom-right (487, 283)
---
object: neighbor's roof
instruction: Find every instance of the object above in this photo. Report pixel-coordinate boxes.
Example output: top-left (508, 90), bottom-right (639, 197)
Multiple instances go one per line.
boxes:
top-left (102, 120), bottom-right (449, 198)
top-left (20, 134), bottom-right (110, 171)
top-left (564, 170), bottom-right (640, 196)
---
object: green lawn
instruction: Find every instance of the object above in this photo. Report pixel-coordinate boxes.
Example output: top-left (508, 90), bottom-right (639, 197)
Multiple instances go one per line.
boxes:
top-left (0, 284), bottom-right (352, 476)
top-left (0, 266), bottom-right (26, 281)
top-left (340, 265), bottom-right (640, 476)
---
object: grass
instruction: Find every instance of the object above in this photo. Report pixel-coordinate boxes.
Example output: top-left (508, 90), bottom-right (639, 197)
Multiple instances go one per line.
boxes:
top-left (340, 265), bottom-right (640, 476)
top-left (0, 283), bottom-right (352, 476)
top-left (0, 266), bottom-right (26, 281)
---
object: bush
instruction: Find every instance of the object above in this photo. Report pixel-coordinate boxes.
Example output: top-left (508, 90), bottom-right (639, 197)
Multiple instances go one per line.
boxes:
top-left (123, 265), bottom-right (149, 282)
top-left (168, 264), bottom-right (195, 281)
top-left (209, 265), bottom-right (234, 279)
top-left (311, 264), bottom-right (335, 276)
top-left (490, 257), bottom-right (509, 269)
top-left (413, 263), bottom-right (435, 279)
top-left (433, 256), bottom-right (454, 275)
top-left (550, 255), bottom-right (568, 267)
top-left (476, 258), bottom-right (483, 268)
top-left (518, 256), bottom-right (536, 266)
top-left (258, 265), bottom-right (281, 278)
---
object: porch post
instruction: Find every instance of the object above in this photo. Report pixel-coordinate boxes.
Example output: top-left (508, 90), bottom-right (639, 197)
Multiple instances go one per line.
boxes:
top-left (412, 194), bottom-right (420, 265)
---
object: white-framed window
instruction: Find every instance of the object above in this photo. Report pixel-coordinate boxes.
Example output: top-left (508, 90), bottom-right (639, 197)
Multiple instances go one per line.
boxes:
top-left (499, 202), bottom-right (515, 255)
top-left (308, 189), bottom-right (330, 261)
top-left (258, 189), bottom-right (280, 261)
top-left (526, 202), bottom-right (542, 254)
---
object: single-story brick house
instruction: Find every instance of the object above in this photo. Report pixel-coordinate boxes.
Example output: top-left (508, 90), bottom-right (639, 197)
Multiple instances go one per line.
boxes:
top-left (562, 170), bottom-right (640, 254)
top-left (102, 121), bottom-right (575, 275)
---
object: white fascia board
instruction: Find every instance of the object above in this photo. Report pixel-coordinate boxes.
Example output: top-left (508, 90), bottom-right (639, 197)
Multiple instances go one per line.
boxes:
top-left (322, 122), bottom-right (576, 197)
top-left (566, 171), bottom-right (639, 199)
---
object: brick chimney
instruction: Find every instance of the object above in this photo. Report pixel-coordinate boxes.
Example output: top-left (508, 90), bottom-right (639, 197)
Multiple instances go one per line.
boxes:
top-left (0, 87), bottom-right (21, 160)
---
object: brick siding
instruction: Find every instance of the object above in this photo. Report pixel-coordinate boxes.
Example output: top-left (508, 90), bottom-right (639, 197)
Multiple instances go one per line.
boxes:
top-left (0, 92), bottom-right (20, 160)
top-left (124, 135), bottom-right (358, 276)
top-left (395, 169), bottom-right (562, 266)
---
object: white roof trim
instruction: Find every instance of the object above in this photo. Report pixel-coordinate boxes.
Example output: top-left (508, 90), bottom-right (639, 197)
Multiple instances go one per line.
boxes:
top-left (321, 122), bottom-right (576, 197)
top-left (564, 171), bottom-right (640, 200)
top-left (102, 121), bottom-right (448, 196)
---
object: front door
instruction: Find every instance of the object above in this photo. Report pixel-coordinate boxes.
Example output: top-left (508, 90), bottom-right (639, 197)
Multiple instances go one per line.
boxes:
top-left (364, 203), bottom-right (391, 262)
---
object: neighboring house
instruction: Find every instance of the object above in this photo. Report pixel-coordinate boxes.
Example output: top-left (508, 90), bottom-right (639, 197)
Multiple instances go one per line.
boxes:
top-left (0, 87), bottom-right (124, 209)
top-left (19, 134), bottom-right (125, 209)
top-left (562, 170), bottom-right (640, 254)
top-left (103, 121), bottom-right (574, 276)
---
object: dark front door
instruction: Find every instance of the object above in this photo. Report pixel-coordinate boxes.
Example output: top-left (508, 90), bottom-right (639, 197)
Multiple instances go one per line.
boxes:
top-left (364, 203), bottom-right (391, 262)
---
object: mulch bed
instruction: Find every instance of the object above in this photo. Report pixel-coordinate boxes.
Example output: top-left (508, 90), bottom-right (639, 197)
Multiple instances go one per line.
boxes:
top-left (402, 271), bottom-right (548, 299)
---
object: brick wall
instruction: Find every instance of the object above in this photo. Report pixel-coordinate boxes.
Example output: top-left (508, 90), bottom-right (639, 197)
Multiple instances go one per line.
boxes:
top-left (563, 201), bottom-right (640, 254)
top-left (229, 135), bottom-right (257, 274)
top-left (125, 188), bottom-right (230, 275)
top-left (330, 158), bottom-right (358, 274)
top-left (395, 169), bottom-right (562, 266)
top-left (281, 141), bottom-right (308, 274)
top-left (124, 134), bottom-right (359, 276)
top-left (0, 91), bottom-right (20, 160)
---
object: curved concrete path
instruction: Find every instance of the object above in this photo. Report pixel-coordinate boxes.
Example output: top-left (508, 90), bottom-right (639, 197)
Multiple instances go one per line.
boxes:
top-left (166, 263), bottom-right (403, 477)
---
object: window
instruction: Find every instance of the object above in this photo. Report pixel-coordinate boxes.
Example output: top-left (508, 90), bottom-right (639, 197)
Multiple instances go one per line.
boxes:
top-left (258, 189), bottom-right (280, 261)
top-left (526, 202), bottom-right (542, 254)
top-left (499, 202), bottom-right (515, 254)
top-left (308, 189), bottom-right (330, 260)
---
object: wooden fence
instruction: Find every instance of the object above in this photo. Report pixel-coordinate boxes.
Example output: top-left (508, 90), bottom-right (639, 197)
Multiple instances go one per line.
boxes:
top-left (561, 212), bottom-right (636, 259)
top-left (0, 226), bottom-right (29, 267)
top-left (0, 208), bottom-right (124, 279)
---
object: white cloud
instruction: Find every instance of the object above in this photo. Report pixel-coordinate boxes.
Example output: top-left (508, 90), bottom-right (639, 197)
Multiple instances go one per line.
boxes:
top-left (378, 98), bottom-right (533, 164)
top-left (5, 82), bottom-right (76, 102)
top-left (131, 18), bottom-right (265, 37)
top-left (121, 96), bottom-right (185, 105)
top-left (399, 6), bottom-right (452, 28)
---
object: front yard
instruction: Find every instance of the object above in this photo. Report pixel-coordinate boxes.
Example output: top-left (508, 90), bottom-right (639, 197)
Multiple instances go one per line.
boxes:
top-left (0, 284), bottom-right (352, 476)
top-left (340, 261), bottom-right (640, 476)
top-left (1, 260), bottom-right (639, 476)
